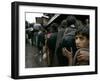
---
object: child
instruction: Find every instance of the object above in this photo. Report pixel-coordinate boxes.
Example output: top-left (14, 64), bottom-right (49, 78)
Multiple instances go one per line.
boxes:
top-left (62, 26), bottom-right (89, 66)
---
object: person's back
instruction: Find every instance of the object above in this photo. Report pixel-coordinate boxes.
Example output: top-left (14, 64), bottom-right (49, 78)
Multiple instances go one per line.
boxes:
top-left (58, 28), bottom-right (77, 66)
top-left (62, 29), bottom-right (77, 56)
top-left (54, 20), bottom-right (67, 66)
top-left (46, 23), bottom-right (58, 66)
top-left (37, 30), bottom-right (45, 50)
top-left (47, 32), bottom-right (57, 54)
top-left (56, 16), bottom-right (77, 66)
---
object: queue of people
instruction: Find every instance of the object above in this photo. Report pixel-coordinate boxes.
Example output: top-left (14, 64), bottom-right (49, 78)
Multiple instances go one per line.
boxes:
top-left (26, 15), bottom-right (89, 67)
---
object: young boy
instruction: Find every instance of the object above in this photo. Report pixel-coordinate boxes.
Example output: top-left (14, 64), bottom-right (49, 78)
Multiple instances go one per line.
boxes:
top-left (62, 26), bottom-right (89, 66)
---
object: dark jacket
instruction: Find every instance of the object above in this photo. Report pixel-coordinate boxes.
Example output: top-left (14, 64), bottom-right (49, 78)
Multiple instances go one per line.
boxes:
top-left (56, 28), bottom-right (77, 66)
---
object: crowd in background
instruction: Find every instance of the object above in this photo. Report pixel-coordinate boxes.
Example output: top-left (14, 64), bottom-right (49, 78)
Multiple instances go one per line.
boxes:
top-left (26, 15), bottom-right (89, 67)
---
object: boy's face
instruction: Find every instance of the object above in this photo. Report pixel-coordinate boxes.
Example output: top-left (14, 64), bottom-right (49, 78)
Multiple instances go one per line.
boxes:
top-left (75, 34), bottom-right (89, 49)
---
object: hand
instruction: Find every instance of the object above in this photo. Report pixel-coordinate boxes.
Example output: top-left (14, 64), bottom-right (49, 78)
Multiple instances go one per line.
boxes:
top-left (62, 47), bottom-right (73, 58)
top-left (77, 50), bottom-right (89, 62)
top-left (62, 47), bottom-right (73, 65)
